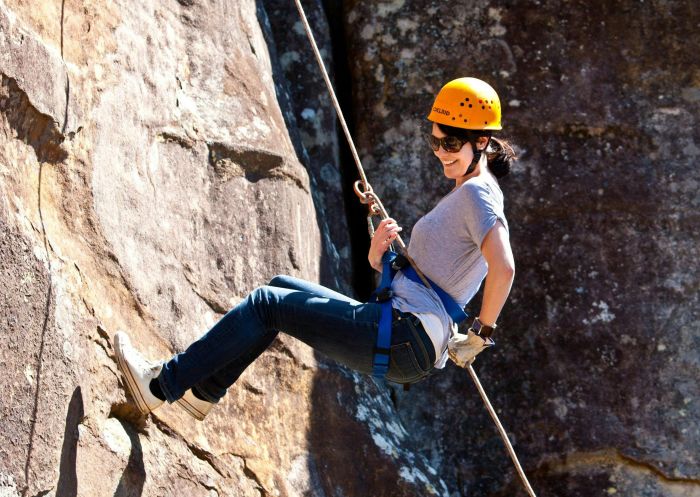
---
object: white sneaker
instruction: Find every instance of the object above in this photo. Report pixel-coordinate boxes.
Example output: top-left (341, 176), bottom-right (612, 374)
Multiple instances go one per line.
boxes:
top-left (113, 331), bottom-right (164, 415)
top-left (176, 389), bottom-right (215, 421)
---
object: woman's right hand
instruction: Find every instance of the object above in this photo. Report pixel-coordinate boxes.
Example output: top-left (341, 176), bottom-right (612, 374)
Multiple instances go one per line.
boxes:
top-left (368, 218), bottom-right (402, 272)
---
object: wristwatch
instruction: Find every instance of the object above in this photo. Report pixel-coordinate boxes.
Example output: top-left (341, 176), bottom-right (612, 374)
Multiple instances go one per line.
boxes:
top-left (470, 317), bottom-right (497, 338)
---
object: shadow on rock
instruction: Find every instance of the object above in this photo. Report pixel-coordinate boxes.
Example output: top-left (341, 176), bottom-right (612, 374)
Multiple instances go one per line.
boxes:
top-left (113, 419), bottom-right (146, 497)
top-left (55, 387), bottom-right (84, 497)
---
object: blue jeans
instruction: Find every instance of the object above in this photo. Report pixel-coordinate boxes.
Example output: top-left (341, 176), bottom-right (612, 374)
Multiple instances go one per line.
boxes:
top-left (158, 275), bottom-right (436, 403)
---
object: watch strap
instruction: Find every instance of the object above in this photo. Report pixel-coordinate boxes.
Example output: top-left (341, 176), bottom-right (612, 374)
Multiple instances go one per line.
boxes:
top-left (470, 317), bottom-right (496, 338)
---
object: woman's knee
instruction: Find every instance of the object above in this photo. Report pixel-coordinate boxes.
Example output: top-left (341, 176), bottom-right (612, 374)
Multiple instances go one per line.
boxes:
top-left (249, 284), bottom-right (290, 312)
top-left (268, 274), bottom-right (290, 288)
top-left (245, 285), bottom-right (279, 327)
top-left (249, 285), bottom-right (273, 304)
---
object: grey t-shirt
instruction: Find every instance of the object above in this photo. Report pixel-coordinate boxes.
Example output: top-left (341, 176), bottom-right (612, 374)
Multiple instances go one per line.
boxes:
top-left (391, 170), bottom-right (508, 368)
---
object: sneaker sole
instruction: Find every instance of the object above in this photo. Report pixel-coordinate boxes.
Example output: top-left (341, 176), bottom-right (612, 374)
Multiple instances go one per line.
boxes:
top-left (176, 396), bottom-right (209, 421)
top-left (114, 334), bottom-right (153, 415)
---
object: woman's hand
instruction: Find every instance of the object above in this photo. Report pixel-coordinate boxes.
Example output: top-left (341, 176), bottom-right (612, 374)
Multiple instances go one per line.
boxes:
top-left (368, 218), bottom-right (402, 272)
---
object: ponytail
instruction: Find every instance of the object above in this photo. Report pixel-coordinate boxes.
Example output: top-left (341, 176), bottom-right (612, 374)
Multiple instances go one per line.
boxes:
top-left (486, 137), bottom-right (516, 179)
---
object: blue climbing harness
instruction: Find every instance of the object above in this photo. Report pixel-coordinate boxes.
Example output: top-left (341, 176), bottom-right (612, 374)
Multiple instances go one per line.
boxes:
top-left (371, 251), bottom-right (470, 378)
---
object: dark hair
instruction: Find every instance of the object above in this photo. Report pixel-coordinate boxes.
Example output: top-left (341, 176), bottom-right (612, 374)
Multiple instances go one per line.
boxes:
top-left (436, 123), bottom-right (517, 179)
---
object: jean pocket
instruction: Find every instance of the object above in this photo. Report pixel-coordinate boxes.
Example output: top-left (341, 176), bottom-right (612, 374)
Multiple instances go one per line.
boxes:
top-left (387, 342), bottom-right (427, 384)
top-left (405, 318), bottom-right (435, 369)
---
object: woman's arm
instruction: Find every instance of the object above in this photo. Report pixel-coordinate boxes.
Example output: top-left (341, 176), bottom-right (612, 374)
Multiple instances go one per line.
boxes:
top-left (478, 221), bottom-right (515, 327)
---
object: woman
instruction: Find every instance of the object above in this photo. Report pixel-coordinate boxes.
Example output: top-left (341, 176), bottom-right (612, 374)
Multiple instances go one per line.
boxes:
top-left (114, 77), bottom-right (516, 421)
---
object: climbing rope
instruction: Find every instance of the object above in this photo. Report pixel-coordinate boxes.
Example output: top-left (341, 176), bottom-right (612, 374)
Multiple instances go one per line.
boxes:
top-left (292, 1), bottom-right (537, 496)
top-left (290, 0), bottom-right (434, 286)
top-left (291, 0), bottom-right (367, 195)
top-left (467, 365), bottom-right (538, 497)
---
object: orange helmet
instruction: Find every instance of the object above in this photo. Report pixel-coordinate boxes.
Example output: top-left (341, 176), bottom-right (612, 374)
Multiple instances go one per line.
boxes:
top-left (427, 77), bottom-right (502, 130)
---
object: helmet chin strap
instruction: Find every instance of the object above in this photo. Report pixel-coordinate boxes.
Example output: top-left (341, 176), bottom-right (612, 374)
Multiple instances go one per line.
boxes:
top-left (463, 138), bottom-right (490, 177)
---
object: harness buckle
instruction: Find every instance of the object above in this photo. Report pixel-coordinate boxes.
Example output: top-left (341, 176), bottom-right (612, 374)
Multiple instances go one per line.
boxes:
top-left (391, 253), bottom-right (410, 271)
top-left (374, 346), bottom-right (391, 356)
top-left (375, 287), bottom-right (394, 302)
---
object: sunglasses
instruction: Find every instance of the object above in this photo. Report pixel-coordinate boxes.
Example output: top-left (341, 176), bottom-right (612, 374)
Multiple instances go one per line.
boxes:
top-left (426, 134), bottom-right (469, 153)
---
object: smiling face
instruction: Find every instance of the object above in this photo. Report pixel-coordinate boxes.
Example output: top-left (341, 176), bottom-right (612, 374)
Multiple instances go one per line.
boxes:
top-left (431, 122), bottom-right (474, 181)
top-left (430, 123), bottom-right (489, 185)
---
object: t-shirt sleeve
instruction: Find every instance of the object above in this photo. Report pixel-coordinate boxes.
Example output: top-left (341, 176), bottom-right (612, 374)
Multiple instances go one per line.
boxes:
top-left (461, 183), bottom-right (505, 248)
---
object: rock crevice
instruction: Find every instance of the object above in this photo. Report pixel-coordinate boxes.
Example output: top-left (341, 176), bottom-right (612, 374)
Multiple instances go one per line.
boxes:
top-left (0, 76), bottom-right (67, 163)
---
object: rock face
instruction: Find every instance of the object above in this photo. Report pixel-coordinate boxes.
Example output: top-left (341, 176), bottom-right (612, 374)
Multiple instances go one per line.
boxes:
top-left (0, 1), bottom-right (444, 496)
top-left (263, 0), bottom-right (354, 294)
top-left (2, 0), bottom-right (699, 496)
top-left (342, 1), bottom-right (700, 496)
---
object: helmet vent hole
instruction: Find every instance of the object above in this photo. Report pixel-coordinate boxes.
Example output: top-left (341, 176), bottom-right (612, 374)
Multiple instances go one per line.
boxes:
top-left (484, 121), bottom-right (487, 124)
top-left (468, 104), bottom-right (472, 108)
top-left (452, 117), bottom-right (456, 121)
top-left (460, 102), bottom-right (465, 106)
top-left (482, 105), bottom-right (485, 109)
top-left (465, 98), bottom-right (470, 102)
top-left (464, 119), bottom-right (468, 123)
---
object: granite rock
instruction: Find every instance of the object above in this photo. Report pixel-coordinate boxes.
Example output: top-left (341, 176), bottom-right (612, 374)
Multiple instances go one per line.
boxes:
top-left (262, 0), bottom-right (354, 294)
top-left (343, 1), bottom-right (700, 496)
top-left (0, 1), bottom-right (445, 496)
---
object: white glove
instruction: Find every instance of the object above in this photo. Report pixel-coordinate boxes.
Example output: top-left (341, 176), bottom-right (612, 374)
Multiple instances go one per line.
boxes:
top-left (447, 326), bottom-right (495, 368)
